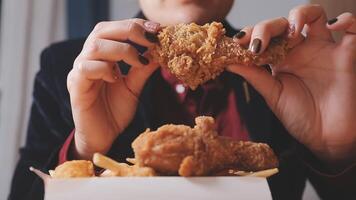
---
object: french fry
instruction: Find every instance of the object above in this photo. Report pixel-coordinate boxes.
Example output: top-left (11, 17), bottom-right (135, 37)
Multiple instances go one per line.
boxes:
top-left (99, 169), bottom-right (119, 177)
top-left (93, 153), bottom-right (128, 174)
top-left (247, 168), bottom-right (279, 178)
top-left (49, 170), bottom-right (55, 177)
top-left (126, 158), bottom-right (136, 165)
top-left (93, 153), bottom-right (156, 177)
top-left (223, 168), bottom-right (279, 177)
top-left (228, 169), bottom-right (251, 176)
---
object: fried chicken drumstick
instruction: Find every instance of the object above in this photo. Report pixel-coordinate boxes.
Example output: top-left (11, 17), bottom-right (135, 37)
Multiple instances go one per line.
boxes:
top-left (150, 22), bottom-right (288, 90)
top-left (132, 116), bottom-right (279, 176)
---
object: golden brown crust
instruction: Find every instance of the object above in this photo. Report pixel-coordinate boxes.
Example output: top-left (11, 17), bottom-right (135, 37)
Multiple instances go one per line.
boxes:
top-left (150, 22), bottom-right (288, 90)
top-left (132, 116), bottom-right (279, 176)
top-left (49, 160), bottom-right (94, 178)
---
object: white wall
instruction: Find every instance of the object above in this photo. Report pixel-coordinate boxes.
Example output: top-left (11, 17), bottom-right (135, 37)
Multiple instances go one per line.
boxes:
top-left (0, 0), bottom-right (66, 198)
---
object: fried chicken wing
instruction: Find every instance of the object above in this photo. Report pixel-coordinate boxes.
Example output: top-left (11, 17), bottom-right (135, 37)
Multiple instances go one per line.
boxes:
top-left (132, 116), bottom-right (278, 176)
top-left (150, 22), bottom-right (288, 89)
top-left (49, 160), bottom-right (95, 178)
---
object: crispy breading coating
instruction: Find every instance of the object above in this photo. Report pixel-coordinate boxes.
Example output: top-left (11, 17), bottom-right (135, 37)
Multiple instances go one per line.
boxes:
top-left (49, 160), bottom-right (94, 178)
top-left (132, 116), bottom-right (279, 176)
top-left (150, 22), bottom-right (288, 90)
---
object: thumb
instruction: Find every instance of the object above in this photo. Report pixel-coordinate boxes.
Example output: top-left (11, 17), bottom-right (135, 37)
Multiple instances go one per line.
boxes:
top-left (227, 64), bottom-right (282, 110)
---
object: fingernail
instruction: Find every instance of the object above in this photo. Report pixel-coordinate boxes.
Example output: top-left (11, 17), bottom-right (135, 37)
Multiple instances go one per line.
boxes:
top-left (233, 31), bottom-right (246, 40)
top-left (327, 18), bottom-right (338, 25)
top-left (251, 38), bottom-right (262, 54)
top-left (288, 23), bottom-right (296, 37)
top-left (144, 31), bottom-right (159, 43)
top-left (144, 21), bottom-right (160, 32)
top-left (138, 54), bottom-right (149, 65)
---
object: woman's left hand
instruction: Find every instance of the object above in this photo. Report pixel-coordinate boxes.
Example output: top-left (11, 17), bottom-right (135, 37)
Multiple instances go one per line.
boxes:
top-left (228, 4), bottom-right (356, 167)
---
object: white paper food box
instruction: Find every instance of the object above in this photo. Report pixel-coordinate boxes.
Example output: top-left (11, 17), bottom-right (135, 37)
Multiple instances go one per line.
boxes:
top-left (38, 174), bottom-right (272, 200)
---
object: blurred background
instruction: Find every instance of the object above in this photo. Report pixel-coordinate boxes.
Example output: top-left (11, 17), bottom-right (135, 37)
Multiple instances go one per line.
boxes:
top-left (0, 0), bottom-right (354, 199)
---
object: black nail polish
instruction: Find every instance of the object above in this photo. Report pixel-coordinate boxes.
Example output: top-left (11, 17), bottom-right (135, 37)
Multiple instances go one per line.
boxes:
top-left (251, 38), bottom-right (262, 54)
top-left (233, 31), bottom-right (246, 40)
top-left (327, 18), bottom-right (338, 25)
top-left (138, 55), bottom-right (149, 65)
top-left (144, 31), bottom-right (159, 43)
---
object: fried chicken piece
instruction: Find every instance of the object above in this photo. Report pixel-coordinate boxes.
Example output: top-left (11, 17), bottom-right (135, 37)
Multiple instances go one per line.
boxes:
top-left (49, 160), bottom-right (95, 178)
top-left (132, 116), bottom-right (278, 176)
top-left (150, 22), bottom-right (288, 90)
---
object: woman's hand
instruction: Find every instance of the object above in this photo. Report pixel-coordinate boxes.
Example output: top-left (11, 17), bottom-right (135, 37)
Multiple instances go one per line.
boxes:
top-left (229, 4), bottom-right (356, 166)
top-left (67, 19), bottom-right (160, 159)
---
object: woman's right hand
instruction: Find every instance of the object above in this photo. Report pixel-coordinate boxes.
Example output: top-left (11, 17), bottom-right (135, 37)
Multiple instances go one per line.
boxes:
top-left (67, 19), bottom-right (160, 160)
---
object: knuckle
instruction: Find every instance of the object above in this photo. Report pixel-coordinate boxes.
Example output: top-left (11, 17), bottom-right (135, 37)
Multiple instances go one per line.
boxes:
top-left (67, 70), bottom-right (73, 83)
top-left (289, 4), bottom-right (309, 16)
top-left (276, 17), bottom-right (289, 28)
top-left (66, 70), bottom-right (76, 92)
top-left (75, 60), bottom-right (88, 74)
top-left (90, 21), bottom-right (109, 37)
top-left (129, 18), bottom-right (144, 27)
top-left (102, 62), bottom-right (113, 71)
top-left (126, 20), bottom-right (140, 33)
top-left (83, 38), bottom-right (102, 57)
top-left (278, 16), bottom-right (289, 24)
top-left (343, 37), bottom-right (356, 50)
top-left (344, 12), bottom-right (355, 21)
top-left (131, 18), bottom-right (142, 23)
top-left (93, 21), bottom-right (107, 33)
top-left (310, 4), bottom-right (322, 9)
top-left (255, 22), bottom-right (270, 33)
top-left (311, 4), bottom-right (326, 16)
top-left (243, 26), bottom-right (253, 32)
top-left (289, 7), bottom-right (299, 16)
top-left (121, 43), bottom-right (136, 55)
top-left (289, 6), bottom-right (307, 21)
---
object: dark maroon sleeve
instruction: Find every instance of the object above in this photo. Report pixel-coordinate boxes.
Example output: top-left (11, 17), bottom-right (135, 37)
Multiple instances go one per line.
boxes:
top-left (58, 129), bottom-right (75, 165)
top-left (297, 144), bottom-right (356, 199)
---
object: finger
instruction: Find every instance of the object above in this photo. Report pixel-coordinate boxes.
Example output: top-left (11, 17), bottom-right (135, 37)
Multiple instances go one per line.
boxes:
top-left (249, 17), bottom-right (289, 54)
top-left (89, 19), bottom-right (160, 47)
top-left (327, 12), bottom-right (356, 58)
top-left (227, 64), bottom-right (281, 110)
top-left (327, 12), bottom-right (356, 34)
top-left (288, 4), bottom-right (333, 41)
top-left (327, 13), bottom-right (356, 56)
top-left (233, 26), bottom-right (253, 47)
top-left (124, 52), bottom-right (160, 96)
top-left (287, 33), bottom-right (306, 49)
top-left (75, 59), bottom-right (120, 83)
top-left (81, 38), bottom-right (150, 68)
top-left (67, 60), bottom-right (120, 96)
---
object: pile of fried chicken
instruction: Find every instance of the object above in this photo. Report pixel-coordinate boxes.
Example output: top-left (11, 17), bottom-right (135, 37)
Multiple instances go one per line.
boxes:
top-left (47, 117), bottom-right (278, 178)
top-left (132, 116), bottom-right (278, 176)
top-left (150, 22), bottom-right (288, 90)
